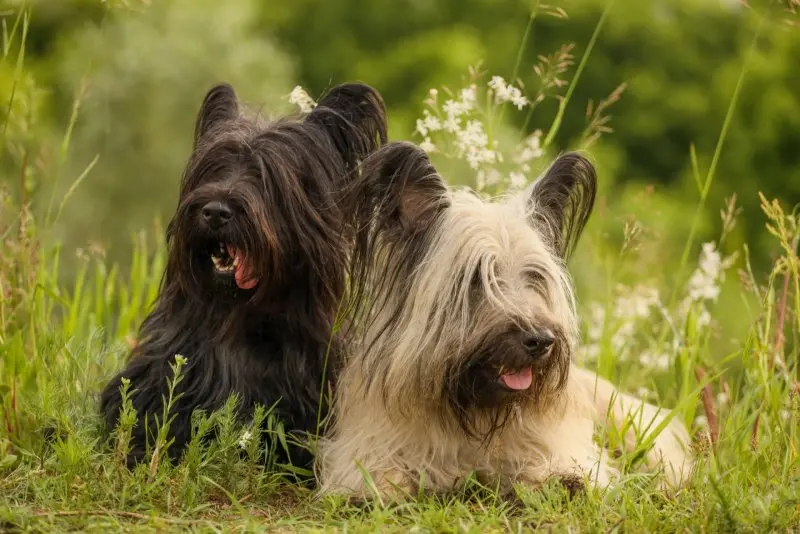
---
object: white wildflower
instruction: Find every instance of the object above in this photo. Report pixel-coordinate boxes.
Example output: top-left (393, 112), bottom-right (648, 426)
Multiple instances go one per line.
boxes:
top-left (509, 171), bottom-right (527, 190)
top-left (614, 285), bottom-right (659, 321)
top-left (459, 119), bottom-right (487, 147)
top-left (455, 120), bottom-right (496, 170)
top-left (686, 242), bottom-right (736, 304)
top-left (476, 170), bottom-right (486, 191)
top-left (442, 99), bottom-right (465, 118)
top-left (515, 130), bottom-right (544, 165)
top-left (443, 114), bottom-right (462, 133)
top-left (694, 415), bottom-right (708, 428)
top-left (583, 343), bottom-right (600, 361)
top-left (484, 169), bottom-right (502, 187)
top-left (487, 76), bottom-right (506, 92)
top-left (419, 137), bottom-right (436, 153)
top-left (487, 76), bottom-right (529, 109)
top-left (716, 392), bottom-right (729, 406)
top-left (696, 308), bottom-right (712, 329)
top-left (288, 85), bottom-right (316, 113)
top-left (238, 429), bottom-right (252, 449)
top-left (460, 85), bottom-right (477, 109)
top-left (641, 349), bottom-right (670, 371)
top-left (611, 322), bottom-right (634, 353)
top-left (637, 386), bottom-right (652, 399)
top-left (443, 87), bottom-right (476, 119)
top-left (688, 269), bottom-right (721, 301)
top-left (423, 113), bottom-right (442, 133)
top-left (416, 110), bottom-right (442, 137)
top-left (424, 88), bottom-right (438, 106)
top-left (779, 409), bottom-right (790, 422)
top-left (699, 242), bottom-right (721, 277)
top-left (587, 303), bottom-right (606, 341)
top-left (653, 352), bottom-right (670, 370)
top-left (510, 92), bottom-right (529, 110)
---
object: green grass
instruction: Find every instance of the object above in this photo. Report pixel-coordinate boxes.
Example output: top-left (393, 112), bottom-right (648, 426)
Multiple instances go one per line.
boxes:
top-left (2, 2), bottom-right (799, 532)
top-left (1, 140), bottom-right (798, 534)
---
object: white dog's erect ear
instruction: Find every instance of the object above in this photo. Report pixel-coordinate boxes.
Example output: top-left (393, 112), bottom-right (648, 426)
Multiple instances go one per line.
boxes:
top-left (194, 83), bottom-right (239, 147)
top-left (354, 141), bottom-right (449, 235)
top-left (528, 152), bottom-right (597, 259)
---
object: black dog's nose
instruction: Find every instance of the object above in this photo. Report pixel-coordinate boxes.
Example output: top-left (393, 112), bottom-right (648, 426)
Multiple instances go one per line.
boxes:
top-left (522, 332), bottom-right (554, 359)
top-left (202, 200), bottom-right (233, 229)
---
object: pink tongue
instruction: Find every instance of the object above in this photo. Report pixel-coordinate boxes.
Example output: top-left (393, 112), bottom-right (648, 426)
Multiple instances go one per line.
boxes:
top-left (228, 246), bottom-right (260, 290)
top-left (500, 367), bottom-right (533, 390)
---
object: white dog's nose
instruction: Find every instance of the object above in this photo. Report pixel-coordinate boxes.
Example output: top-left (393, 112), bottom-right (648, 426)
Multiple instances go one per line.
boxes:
top-left (523, 331), bottom-right (554, 358)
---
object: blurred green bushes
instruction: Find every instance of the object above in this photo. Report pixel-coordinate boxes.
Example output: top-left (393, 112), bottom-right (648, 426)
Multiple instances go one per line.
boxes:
top-left (2, 0), bottom-right (798, 279)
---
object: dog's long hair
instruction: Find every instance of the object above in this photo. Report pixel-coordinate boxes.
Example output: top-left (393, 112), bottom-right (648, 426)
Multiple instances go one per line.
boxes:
top-left (340, 141), bottom-right (596, 440)
top-left (100, 82), bottom-right (387, 472)
top-left (320, 142), bottom-right (692, 499)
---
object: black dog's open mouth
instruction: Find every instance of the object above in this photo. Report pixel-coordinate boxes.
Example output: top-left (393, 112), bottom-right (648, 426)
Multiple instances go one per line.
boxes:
top-left (208, 242), bottom-right (260, 290)
top-left (210, 242), bottom-right (235, 274)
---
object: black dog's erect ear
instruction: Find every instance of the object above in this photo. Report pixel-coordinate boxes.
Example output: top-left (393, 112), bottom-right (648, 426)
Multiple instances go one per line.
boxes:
top-left (306, 82), bottom-right (388, 173)
top-left (527, 152), bottom-right (597, 260)
top-left (351, 141), bottom-right (449, 236)
top-left (194, 83), bottom-right (239, 147)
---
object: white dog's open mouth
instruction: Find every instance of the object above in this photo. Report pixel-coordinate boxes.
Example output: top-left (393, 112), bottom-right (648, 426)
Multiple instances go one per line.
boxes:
top-left (498, 367), bottom-right (533, 390)
top-left (210, 243), bottom-right (259, 290)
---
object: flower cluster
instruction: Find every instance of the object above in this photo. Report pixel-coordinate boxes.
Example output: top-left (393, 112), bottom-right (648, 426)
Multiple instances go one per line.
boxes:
top-left (416, 85), bottom-right (494, 169)
top-left (238, 429), bottom-right (252, 449)
top-left (288, 85), bottom-right (316, 113)
top-left (413, 75), bottom-right (544, 194)
top-left (681, 242), bottom-right (737, 330)
top-left (580, 284), bottom-right (664, 366)
top-left (579, 240), bottom-right (738, 377)
top-left (487, 76), bottom-right (529, 110)
top-left (513, 130), bottom-right (544, 174)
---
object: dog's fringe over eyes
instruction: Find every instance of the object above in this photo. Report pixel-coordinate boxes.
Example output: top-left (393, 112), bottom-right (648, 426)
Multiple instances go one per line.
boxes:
top-left (319, 141), bottom-right (693, 500)
top-left (100, 81), bottom-right (387, 476)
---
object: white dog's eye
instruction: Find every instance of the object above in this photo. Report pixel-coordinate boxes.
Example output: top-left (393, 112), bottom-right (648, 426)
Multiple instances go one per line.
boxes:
top-left (470, 269), bottom-right (482, 289)
top-left (470, 262), bottom-right (500, 290)
top-left (525, 270), bottom-right (546, 287)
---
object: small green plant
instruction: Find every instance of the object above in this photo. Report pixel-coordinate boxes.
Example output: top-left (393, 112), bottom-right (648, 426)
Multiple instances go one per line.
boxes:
top-left (0, 0), bottom-right (797, 531)
top-left (146, 354), bottom-right (187, 480)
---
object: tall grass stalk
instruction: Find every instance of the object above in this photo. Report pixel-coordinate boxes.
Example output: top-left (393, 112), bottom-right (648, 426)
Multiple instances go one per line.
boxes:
top-left (670, 11), bottom-right (768, 310)
top-left (542, 0), bottom-right (614, 148)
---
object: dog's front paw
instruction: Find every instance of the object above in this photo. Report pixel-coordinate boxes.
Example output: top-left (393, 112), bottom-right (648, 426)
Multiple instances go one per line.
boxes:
top-left (370, 468), bottom-right (416, 502)
top-left (552, 474), bottom-right (586, 499)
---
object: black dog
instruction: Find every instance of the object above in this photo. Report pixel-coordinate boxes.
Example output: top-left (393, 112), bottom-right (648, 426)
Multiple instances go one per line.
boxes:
top-left (100, 82), bottom-right (387, 473)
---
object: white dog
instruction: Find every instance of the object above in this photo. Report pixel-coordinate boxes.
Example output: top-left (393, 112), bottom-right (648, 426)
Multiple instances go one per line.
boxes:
top-left (318, 142), bottom-right (693, 500)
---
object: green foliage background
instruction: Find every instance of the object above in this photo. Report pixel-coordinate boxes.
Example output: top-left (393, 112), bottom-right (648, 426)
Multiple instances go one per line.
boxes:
top-left (1, 0), bottom-right (798, 352)
top-left (3, 0), bottom-right (798, 275)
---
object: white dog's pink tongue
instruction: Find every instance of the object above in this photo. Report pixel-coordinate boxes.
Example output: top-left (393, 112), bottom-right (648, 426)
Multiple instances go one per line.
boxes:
top-left (501, 367), bottom-right (533, 390)
top-left (228, 246), bottom-right (260, 290)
